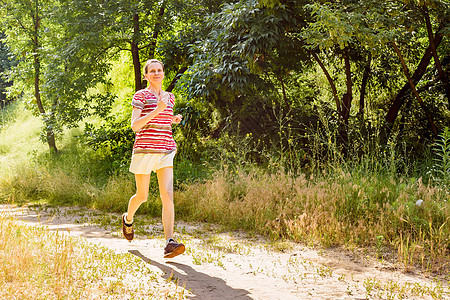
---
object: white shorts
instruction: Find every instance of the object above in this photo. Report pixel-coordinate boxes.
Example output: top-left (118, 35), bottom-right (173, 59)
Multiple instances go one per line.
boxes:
top-left (129, 151), bottom-right (176, 174)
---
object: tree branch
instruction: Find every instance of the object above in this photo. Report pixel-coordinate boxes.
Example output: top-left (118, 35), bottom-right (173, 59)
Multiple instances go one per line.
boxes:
top-left (423, 5), bottom-right (450, 104)
top-left (309, 50), bottom-right (341, 113)
top-left (359, 54), bottom-right (371, 120)
top-left (391, 41), bottom-right (438, 136)
top-left (386, 25), bottom-right (444, 124)
top-left (166, 66), bottom-right (188, 92)
top-left (342, 51), bottom-right (352, 121)
top-left (147, 0), bottom-right (166, 58)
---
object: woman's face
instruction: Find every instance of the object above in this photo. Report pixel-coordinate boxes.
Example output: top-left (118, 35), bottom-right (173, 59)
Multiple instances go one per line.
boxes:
top-left (145, 62), bottom-right (164, 86)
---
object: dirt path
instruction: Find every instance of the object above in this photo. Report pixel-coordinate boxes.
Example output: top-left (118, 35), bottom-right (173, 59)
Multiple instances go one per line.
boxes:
top-left (3, 204), bottom-right (449, 299)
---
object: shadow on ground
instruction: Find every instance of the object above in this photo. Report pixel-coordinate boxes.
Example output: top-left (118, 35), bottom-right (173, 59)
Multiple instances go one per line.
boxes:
top-left (129, 250), bottom-right (252, 299)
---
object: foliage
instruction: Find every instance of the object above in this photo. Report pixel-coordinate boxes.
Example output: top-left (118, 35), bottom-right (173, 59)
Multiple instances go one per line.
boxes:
top-left (0, 32), bottom-right (15, 108)
top-left (55, 0), bottom-right (171, 90)
top-left (0, 0), bottom-right (59, 151)
top-left (83, 117), bottom-right (135, 170)
top-left (181, 0), bottom-right (308, 98)
top-left (432, 127), bottom-right (450, 184)
top-left (173, 0), bottom-right (448, 164)
top-left (0, 0), bottom-right (447, 160)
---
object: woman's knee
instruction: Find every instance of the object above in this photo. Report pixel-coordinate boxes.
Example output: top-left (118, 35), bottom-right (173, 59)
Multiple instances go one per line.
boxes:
top-left (132, 193), bottom-right (148, 204)
top-left (159, 183), bottom-right (173, 198)
top-left (160, 191), bottom-right (173, 202)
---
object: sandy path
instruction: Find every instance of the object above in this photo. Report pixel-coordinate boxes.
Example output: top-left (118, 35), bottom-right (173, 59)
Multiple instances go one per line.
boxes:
top-left (2, 204), bottom-right (448, 299)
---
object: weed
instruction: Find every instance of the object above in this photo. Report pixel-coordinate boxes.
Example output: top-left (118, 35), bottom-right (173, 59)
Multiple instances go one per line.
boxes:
top-left (315, 265), bottom-right (332, 278)
top-left (375, 235), bottom-right (384, 258)
top-left (433, 127), bottom-right (450, 184)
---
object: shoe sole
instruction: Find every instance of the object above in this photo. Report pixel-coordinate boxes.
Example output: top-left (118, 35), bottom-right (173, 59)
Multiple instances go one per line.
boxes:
top-left (122, 213), bottom-right (134, 242)
top-left (164, 244), bottom-right (185, 258)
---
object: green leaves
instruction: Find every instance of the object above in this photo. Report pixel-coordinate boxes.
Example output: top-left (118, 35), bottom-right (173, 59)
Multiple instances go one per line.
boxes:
top-left (182, 0), bottom-right (308, 100)
top-left (302, 1), bottom-right (390, 53)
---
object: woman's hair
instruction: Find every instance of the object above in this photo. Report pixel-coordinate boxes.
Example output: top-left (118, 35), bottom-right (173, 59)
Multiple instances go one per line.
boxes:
top-left (143, 59), bottom-right (164, 75)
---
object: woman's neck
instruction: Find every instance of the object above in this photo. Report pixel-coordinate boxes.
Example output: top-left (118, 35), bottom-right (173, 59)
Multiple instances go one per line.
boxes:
top-left (148, 84), bottom-right (162, 95)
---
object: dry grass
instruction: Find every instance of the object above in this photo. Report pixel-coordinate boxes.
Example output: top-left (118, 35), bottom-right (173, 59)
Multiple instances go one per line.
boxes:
top-left (175, 167), bottom-right (450, 274)
top-left (0, 213), bottom-right (187, 299)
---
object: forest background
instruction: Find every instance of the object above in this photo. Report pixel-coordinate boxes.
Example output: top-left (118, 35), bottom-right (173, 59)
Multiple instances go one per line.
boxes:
top-left (0, 0), bottom-right (449, 275)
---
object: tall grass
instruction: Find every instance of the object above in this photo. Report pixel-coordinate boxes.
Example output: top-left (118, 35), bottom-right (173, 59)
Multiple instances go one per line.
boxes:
top-left (432, 127), bottom-right (450, 185)
top-left (173, 116), bottom-right (449, 274)
top-left (174, 163), bottom-right (449, 273)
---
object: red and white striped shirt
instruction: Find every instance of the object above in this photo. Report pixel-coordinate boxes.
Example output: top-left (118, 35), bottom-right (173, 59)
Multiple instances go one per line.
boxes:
top-left (131, 89), bottom-right (177, 154)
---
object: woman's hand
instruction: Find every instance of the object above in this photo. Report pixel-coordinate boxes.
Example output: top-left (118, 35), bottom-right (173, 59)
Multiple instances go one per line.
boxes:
top-left (131, 99), bottom-right (167, 132)
top-left (160, 92), bottom-right (170, 104)
top-left (156, 99), bottom-right (168, 112)
top-left (172, 114), bottom-right (183, 124)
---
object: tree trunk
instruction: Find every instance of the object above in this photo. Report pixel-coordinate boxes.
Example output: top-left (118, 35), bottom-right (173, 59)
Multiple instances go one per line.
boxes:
top-left (391, 41), bottom-right (438, 136)
top-left (131, 13), bottom-right (143, 91)
top-left (423, 6), bottom-right (450, 105)
top-left (342, 52), bottom-right (352, 122)
top-left (338, 52), bottom-right (353, 156)
top-left (33, 5), bottom-right (57, 153)
top-left (386, 26), bottom-right (444, 124)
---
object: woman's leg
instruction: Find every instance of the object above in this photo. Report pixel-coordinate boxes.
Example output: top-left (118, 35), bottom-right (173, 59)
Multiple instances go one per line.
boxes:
top-left (126, 173), bottom-right (151, 222)
top-left (156, 167), bottom-right (174, 240)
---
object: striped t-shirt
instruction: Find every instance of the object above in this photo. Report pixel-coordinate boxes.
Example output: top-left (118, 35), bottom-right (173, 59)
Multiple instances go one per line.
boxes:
top-left (131, 89), bottom-right (177, 155)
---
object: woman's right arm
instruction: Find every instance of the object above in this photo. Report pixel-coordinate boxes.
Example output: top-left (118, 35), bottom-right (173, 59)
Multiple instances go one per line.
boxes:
top-left (130, 101), bottom-right (167, 132)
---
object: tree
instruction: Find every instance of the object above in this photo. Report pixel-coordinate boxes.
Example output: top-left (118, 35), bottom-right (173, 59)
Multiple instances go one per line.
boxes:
top-left (1, 0), bottom-right (58, 152)
top-left (64, 0), bottom-right (231, 161)
top-left (300, 1), bottom-right (412, 151)
top-left (158, 0), bottom-right (229, 92)
top-left (56, 0), bottom-right (175, 92)
top-left (180, 0), bottom-right (449, 159)
top-left (299, 0), bottom-right (449, 145)
top-left (181, 0), bottom-right (381, 154)
top-left (385, 0), bottom-right (449, 136)
top-left (180, 0), bottom-right (310, 135)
